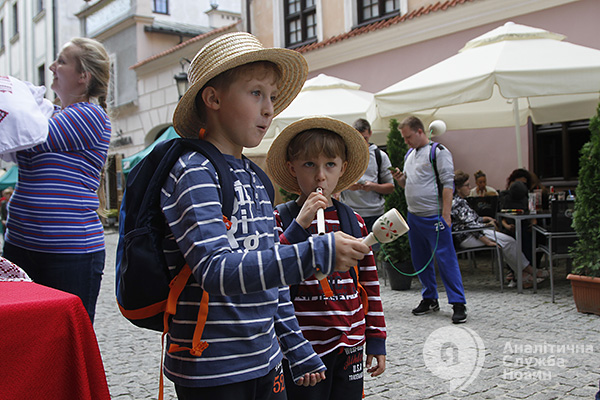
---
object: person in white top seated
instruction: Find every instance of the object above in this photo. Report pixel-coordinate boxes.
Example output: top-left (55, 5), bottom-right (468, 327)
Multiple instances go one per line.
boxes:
top-left (469, 170), bottom-right (498, 197)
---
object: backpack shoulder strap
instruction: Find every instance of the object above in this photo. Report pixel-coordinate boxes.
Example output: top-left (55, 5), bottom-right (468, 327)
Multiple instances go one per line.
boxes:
top-left (404, 147), bottom-right (414, 163)
top-left (371, 144), bottom-right (383, 184)
top-left (332, 198), bottom-right (362, 239)
top-left (332, 198), bottom-right (369, 312)
top-left (180, 138), bottom-right (235, 218)
top-left (429, 142), bottom-right (445, 199)
top-left (276, 200), bottom-right (300, 231)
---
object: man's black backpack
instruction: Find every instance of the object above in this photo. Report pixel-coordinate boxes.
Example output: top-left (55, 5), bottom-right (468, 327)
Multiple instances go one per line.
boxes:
top-left (115, 137), bottom-right (274, 334)
top-left (276, 198), bottom-right (368, 310)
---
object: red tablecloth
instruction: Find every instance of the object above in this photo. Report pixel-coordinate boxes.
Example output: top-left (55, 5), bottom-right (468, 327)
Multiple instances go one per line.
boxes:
top-left (0, 282), bottom-right (110, 400)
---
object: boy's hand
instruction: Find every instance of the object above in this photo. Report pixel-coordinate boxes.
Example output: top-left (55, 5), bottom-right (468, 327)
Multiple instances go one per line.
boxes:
top-left (295, 371), bottom-right (326, 386)
top-left (297, 192), bottom-right (328, 229)
top-left (366, 354), bottom-right (386, 377)
top-left (333, 231), bottom-right (369, 272)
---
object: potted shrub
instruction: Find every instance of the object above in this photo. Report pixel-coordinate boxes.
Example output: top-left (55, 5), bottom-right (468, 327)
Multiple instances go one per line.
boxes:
top-left (568, 103), bottom-right (600, 315)
top-left (380, 118), bottom-right (414, 290)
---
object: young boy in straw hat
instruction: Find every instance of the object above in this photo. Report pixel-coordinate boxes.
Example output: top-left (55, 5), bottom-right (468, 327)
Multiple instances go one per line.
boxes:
top-left (164, 32), bottom-right (370, 399)
top-left (267, 116), bottom-right (387, 400)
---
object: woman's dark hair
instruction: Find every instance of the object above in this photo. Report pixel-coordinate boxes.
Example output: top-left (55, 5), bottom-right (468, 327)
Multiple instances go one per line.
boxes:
top-left (506, 168), bottom-right (532, 189)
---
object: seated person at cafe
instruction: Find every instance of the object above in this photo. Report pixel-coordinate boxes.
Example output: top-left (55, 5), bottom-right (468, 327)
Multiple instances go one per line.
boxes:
top-left (469, 170), bottom-right (498, 197)
top-left (452, 171), bottom-right (548, 288)
top-left (498, 180), bottom-right (537, 264)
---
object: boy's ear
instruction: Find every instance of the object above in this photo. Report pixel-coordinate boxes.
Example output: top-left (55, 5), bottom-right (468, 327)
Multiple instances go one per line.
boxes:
top-left (339, 160), bottom-right (348, 177)
top-left (286, 161), bottom-right (297, 178)
top-left (202, 86), bottom-right (221, 111)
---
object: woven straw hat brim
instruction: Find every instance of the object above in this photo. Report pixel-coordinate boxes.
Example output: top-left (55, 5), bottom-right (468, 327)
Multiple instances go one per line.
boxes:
top-left (173, 32), bottom-right (308, 139)
top-left (267, 116), bottom-right (369, 195)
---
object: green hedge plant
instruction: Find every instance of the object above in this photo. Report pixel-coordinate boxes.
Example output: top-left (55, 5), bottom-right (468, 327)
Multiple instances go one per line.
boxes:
top-left (381, 118), bottom-right (411, 264)
top-left (571, 104), bottom-right (600, 277)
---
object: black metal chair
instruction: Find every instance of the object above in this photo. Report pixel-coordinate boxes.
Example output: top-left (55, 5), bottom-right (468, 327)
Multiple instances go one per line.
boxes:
top-left (532, 200), bottom-right (578, 302)
top-left (452, 226), bottom-right (504, 291)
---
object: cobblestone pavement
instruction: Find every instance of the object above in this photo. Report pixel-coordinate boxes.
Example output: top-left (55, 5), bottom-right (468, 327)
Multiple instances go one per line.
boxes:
top-left (96, 231), bottom-right (600, 399)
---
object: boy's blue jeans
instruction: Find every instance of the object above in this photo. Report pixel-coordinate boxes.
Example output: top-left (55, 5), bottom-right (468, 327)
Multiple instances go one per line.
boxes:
top-left (2, 242), bottom-right (105, 323)
top-left (407, 212), bottom-right (466, 304)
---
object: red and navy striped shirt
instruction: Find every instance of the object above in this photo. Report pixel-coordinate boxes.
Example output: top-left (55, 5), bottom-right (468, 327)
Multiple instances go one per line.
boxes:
top-left (276, 208), bottom-right (387, 358)
top-left (6, 102), bottom-right (111, 253)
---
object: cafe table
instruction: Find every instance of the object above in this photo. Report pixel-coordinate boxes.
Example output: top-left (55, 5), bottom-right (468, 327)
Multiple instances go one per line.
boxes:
top-left (0, 281), bottom-right (111, 400)
top-left (496, 211), bottom-right (551, 293)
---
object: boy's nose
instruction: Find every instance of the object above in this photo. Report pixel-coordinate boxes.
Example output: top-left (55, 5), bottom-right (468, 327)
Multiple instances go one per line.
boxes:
top-left (315, 168), bottom-right (326, 181)
top-left (263, 99), bottom-right (274, 117)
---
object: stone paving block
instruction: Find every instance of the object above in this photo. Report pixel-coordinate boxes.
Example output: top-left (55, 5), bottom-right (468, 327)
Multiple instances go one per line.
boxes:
top-left (96, 232), bottom-right (599, 399)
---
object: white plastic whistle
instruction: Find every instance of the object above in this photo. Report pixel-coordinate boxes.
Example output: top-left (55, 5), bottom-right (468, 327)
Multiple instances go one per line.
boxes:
top-left (316, 187), bottom-right (326, 235)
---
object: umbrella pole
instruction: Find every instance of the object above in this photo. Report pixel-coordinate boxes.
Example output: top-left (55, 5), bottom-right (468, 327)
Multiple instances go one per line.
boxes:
top-left (513, 99), bottom-right (523, 168)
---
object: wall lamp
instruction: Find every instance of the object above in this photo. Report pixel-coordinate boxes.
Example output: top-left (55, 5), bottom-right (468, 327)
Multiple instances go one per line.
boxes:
top-left (174, 58), bottom-right (191, 99)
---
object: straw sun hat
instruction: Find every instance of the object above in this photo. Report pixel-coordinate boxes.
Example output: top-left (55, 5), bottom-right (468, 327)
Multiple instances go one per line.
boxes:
top-left (267, 116), bottom-right (369, 195)
top-left (173, 32), bottom-right (308, 139)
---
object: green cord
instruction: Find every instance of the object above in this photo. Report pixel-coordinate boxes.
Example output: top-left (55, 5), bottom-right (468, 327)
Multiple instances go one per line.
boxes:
top-left (380, 141), bottom-right (443, 277)
top-left (377, 226), bottom-right (439, 277)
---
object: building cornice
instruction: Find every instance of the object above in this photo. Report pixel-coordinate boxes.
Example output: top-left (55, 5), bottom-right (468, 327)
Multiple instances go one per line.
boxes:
top-left (300, 0), bottom-right (581, 71)
top-left (131, 22), bottom-right (241, 74)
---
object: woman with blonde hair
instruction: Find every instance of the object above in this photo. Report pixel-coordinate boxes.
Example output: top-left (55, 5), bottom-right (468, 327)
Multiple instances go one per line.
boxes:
top-left (3, 37), bottom-right (111, 323)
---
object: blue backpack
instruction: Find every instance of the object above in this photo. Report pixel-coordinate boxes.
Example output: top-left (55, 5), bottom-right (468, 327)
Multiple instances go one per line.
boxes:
top-left (116, 138), bottom-right (274, 333)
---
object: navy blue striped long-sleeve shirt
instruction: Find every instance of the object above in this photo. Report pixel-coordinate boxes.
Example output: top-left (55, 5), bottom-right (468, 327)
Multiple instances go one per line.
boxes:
top-left (161, 150), bottom-right (334, 388)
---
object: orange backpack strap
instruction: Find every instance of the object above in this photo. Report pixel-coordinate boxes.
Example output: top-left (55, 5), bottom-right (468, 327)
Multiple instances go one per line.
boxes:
top-left (354, 265), bottom-right (369, 315)
top-left (319, 277), bottom-right (334, 298)
top-left (157, 264), bottom-right (210, 400)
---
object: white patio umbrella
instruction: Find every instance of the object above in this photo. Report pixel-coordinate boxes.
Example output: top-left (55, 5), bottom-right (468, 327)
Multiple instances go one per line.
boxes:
top-left (374, 22), bottom-right (600, 167)
top-left (244, 74), bottom-right (376, 156)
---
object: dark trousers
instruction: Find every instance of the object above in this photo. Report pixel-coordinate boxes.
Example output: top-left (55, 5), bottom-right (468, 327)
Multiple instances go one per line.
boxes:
top-left (283, 346), bottom-right (364, 400)
top-left (175, 364), bottom-right (287, 400)
top-left (3, 242), bottom-right (105, 323)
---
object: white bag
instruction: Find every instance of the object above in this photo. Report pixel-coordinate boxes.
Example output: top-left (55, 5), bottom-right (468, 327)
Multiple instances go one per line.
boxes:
top-left (0, 76), bottom-right (54, 162)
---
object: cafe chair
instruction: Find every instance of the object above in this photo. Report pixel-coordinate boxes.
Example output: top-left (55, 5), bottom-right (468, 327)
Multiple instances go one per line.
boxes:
top-left (467, 196), bottom-right (499, 219)
top-left (452, 226), bottom-right (505, 291)
top-left (532, 200), bottom-right (578, 302)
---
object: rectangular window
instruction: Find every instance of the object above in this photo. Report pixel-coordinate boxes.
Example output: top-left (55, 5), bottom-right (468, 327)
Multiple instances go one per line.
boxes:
top-left (12, 3), bottom-right (18, 38)
top-left (357, 0), bottom-right (399, 25)
top-left (35, 0), bottom-right (44, 15)
top-left (153, 0), bottom-right (168, 14)
top-left (0, 19), bottom-right (4, 52)
top-left (532, 119), bottom-right (590, 185)
top-left (284, 0), bottom-right (317, 48)
top-left (38, 64), bottom-right (45, 87)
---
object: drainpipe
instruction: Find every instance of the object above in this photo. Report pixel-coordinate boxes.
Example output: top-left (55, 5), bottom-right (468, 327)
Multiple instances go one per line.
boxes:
top-left (245, 0), bottom-right (251, 33)
top-left (52, 0), bottom-right (58, 60)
